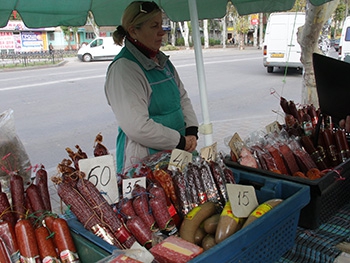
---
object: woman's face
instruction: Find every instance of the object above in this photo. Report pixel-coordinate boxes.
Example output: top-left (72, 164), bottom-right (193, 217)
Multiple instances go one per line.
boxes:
top-left (132, 12), bottom-right (165, 51)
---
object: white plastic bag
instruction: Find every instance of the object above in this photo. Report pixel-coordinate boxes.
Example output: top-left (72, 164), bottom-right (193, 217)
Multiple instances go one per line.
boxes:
top-left (0, 109), bottom-right (31, 194)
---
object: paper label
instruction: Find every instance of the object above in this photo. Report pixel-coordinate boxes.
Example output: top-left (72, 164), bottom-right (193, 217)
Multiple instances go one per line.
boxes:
top-left (200, 142), bottom-right (217, 162)
top-left (228, 133), bottom-right (244, 159)
top-left (122, 177), bottom-right (147, 199)
top-left (78, 155), bottom-right (119, 204)
top-left (168, 149), bottom-right (192, 172)
top-left (226, 184), bottom-right (258, 218)
top-left (266, 121), bottom-right (281, 133)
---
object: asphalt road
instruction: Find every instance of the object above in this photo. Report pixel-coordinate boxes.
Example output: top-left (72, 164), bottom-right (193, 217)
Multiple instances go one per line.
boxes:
top-left (1, 46), bottom-right (324, 175)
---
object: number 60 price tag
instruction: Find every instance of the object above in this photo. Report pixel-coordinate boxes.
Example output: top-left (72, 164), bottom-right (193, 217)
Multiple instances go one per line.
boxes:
top-left (226, 184), bottom-right (258, 218)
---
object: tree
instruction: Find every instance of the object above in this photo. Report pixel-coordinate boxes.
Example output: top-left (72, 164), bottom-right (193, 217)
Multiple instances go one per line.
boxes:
top-left (298, 0), bottom-right (340, 107)
top-left (234, 16), bottom-right (250, 49)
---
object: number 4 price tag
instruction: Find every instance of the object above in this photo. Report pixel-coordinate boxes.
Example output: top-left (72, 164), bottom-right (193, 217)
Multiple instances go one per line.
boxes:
top-left (226, 184), bottom-right (258, 218)
top-left (200, 142), bottom-right (217, 162)
top-left (78, 155), bottom-right (119, 205)
top-left (168, 149), bottom-right (192, 172)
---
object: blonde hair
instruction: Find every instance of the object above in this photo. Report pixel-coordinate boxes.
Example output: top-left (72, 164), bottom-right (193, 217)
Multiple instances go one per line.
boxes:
top-left (113, 1), bottom-right (161, 46)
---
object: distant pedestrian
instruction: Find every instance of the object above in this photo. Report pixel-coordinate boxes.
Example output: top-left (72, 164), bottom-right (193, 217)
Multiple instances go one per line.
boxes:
top-left (49, 43), bottom-right (54, 54)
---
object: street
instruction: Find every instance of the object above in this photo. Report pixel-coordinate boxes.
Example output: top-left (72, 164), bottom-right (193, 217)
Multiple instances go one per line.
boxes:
top-left (0, 47), bottom-right (323, 175)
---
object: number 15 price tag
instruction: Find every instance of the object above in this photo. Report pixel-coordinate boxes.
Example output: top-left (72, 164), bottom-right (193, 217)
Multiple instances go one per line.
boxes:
top-left (226, 184), bottom-right (258, 218)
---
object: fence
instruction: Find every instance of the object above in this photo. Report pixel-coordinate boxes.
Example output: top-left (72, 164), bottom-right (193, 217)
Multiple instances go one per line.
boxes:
top-left (0, 50), bottom-right (77, 68)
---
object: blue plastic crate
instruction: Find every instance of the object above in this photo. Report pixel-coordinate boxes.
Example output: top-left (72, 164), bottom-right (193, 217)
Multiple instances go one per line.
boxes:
top-left (189, 167), bottom-right (310, 263)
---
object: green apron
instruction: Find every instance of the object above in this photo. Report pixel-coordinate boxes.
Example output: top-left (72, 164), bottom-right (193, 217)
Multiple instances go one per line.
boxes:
top-left (110, 47), bottom-right (186, 173)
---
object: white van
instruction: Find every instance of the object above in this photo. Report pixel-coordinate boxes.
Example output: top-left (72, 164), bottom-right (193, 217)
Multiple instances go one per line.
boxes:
top-left (338, 16), bottom-right (350, 62)
top-left (263, 12), bottom-right (305, 73)
top-left (77, 37), bottom-right (122, 62)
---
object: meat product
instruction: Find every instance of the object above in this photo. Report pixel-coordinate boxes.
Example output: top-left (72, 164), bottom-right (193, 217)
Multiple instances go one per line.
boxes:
top-left (187, 163), bottom-right (208, 204)
top-left (335, 129), bottom-right (350, 161)
top-left (26, 184), bottom-right (46, 218)
top-left (94, 133), bottom-right (109, 157)
top-left (126, 216), bottom-right (152, 249)
top-left (265, 144), bottom-right (288, 174)
top-left (51, 218), bottom-right (80, 262)
top-left (199, 162), bottom-right (220, 204)
top-left (239, 146), bottom-right (259, 168)
top-left (34, 164), bottom-right (52, 212)
top-left (10, 173), bottom-right (26, 222)
top-left (171, 169), bottom-right (192, 216)
top-left (301, 136), bottom-right (328, 170)
top-left (322, 129), bottom-right (340, 166)
top-left (0, 183), bottom-right (16, 227)
top-left (118, 197), bottom-right (136, 219)
top-left (0, 238), bottom-right (11, 263)
top-left (132, 191), bottom-right (158, 231)
top-left (209, 161), bottom-right (228, 205)
top-left (15, 219), bottom-right (40, 262)
top-left (76, 178), bottom-right (136, 248)
top-left (278, 143), bottom-right (300, 175)
top-left (0, 220), bottom-right (19, 261)
top-left (35, 226), bottom-right (59, 262)
top-left (150, 235), bottom-right (203, 263)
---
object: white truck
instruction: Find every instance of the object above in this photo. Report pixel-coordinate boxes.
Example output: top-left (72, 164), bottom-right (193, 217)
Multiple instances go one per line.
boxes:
top-left (338, 16), bottom-right (350, 62)
top-left (77, 37), bottom-right (122, 62)
top-left (263, 12), bottom-right (305, 73)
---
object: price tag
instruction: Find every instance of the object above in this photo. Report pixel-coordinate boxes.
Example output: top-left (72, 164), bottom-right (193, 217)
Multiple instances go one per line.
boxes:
top-left (122, 177), bottom-right (147, 199)
top-left (168, 149), bottom-right (192, 172)
top-left (78, 155), bottom-right (119, 204)
top-left (200, 142), bottom-right (217, 162)
top-left (266, 121), bottom-right (281, 134)
top-left (226, 183), bottom-right (258, 218)
top-left (228, 133), bottom-right (244, 160)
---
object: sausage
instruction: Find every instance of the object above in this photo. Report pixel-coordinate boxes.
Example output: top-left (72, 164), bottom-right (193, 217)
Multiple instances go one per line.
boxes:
top-left (35, 226), bottom-right (59, 262)
top-left (35, 164), bottom-right (52, 212)
top-left (194, 227), bottom-right (207, 246)
top-left (15, 219), bottom-right (40, 261)
top-left (10, 173), bottom-right (26, 222)
top-left (149, 196), bottom-right (174, 231)
top-left (209, 161), bottom-right (228, 206)
top-left (203, 213), bottom-right (220, 235)
top-left (242, 199), bottom-right (283, 228)
top-left (335, 129), bottom-right (350, 161)
top-left (179, 202), bottom-right (217, 244)
top-left (0, 238), bottom-right (11, 263)
top-left (280, 97), bottom-right (291, 115)
top-left (0, 183), bottom-right (16, 227)
top-left (76, 178), bottom-right (136, 249)
top-left (278, 144), bottom-right (300, 175)
top-left (132, 193), bottom-right (158, 232)
top-left (215, 201), bottom-right (242, 243)
top-left (118, 197), bottom-right (136, 219)
top-left (0, 220), bottom-right (19, 261)
top-left (322, 129), bottom-right (339, 166)
top-left (26, 184), bottom-right (46, 218)
top-left (126, 216), bottom-right (153, 249)
top-left (301, 136), bottom-right (328, 170)
top-left (51, 218), bottom-right (80, 262)
top-left (201, 234), bottom-right (216, 251)
top-left (265, 144), bottom-right (288, 175)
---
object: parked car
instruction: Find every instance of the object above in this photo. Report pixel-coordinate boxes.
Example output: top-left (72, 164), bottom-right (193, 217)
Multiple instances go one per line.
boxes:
top-left (77, 37), bottom-right (122, 62)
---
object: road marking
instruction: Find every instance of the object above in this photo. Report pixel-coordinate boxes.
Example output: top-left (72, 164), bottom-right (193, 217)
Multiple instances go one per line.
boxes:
top-left (0, 74), bottom-right (105, 91)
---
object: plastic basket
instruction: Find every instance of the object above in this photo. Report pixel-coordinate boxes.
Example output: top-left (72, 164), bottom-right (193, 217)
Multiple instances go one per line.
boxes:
top-left (225, 157), bottom-right (350, 229)
top-left (189, 167), bottom-right (310, 263)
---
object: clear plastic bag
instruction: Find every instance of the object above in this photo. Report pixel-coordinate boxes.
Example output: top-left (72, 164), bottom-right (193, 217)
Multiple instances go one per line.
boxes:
top-left (0, 109), bottom-right (31, 194)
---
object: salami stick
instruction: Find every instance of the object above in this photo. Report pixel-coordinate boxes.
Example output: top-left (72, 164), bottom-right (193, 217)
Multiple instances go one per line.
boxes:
top-left (35, 226), bottom-right (59, 262)
top-left (0, 184), bottom-right (16, 227)
top-left (15, 219), bottom-right (40, 262)
top-left (10, 173), bottom-right (26, 221)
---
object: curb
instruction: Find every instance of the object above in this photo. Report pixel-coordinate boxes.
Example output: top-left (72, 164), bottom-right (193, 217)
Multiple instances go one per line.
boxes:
top-left (0, 59), bottom-right (70, 72)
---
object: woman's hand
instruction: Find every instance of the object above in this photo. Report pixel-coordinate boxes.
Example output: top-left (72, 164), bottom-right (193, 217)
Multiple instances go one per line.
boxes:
top-left (339, 115), bottom-right (350, 132)
top-left (184, 135), bottom-right (197, 152)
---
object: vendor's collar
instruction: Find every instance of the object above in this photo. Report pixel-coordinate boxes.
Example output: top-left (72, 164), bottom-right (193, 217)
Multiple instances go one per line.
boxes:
top-left (127, 35), bottom-right (159, 59)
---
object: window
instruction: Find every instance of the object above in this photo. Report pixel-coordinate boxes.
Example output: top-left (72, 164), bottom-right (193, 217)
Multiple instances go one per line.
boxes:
top-left (345, 27), bottom-right (350, 41)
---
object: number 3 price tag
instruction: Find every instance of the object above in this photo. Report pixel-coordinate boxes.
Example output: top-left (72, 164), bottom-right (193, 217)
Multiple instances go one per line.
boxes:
top-left (226, 184), bottom-right (258, 218)
top-left (78, 155), bottom-right (119, 205)
top-left (122, 177), bottom-right (147, 199)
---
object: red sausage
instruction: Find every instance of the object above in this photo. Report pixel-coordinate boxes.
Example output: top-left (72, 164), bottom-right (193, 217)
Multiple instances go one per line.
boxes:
top-left (10, 173), bottom-right (26, 221)
top-left (0, 220), bottom-right (19, 258)
top-left (126, 216), bottom-right (152, 248)
top-left (35, 226), bottom-right (59, 261)
top-left (0, 238), bottom-right (11, 263)
top-left (0, 183), bottom-right (16, 227)
top-left (35, 164), bottom-right (52, 212)
top-left (14, 219), bottom-right (40, 261)
top-left (51, 218), bottom-right (80, 262)
top-left (118, 197), bottom-right (136, 218)
top-left (26, 184), bottom-right (46, 217)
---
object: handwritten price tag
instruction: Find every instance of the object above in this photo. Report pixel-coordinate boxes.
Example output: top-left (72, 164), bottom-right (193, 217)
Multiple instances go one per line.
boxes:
top-left (226, 184), bottom-right (258, 218)
top-left (78, 155), bottom-right (119, 204)
top-left (168, 149), bottom-right (192, 172)
top-left (266, 121), bottom-right (281, 134)
top-left (228, 133), bottom-right (244, 160)
top-left (200, 142), bottom-right (217, 162)
top-left (122, 177), bottom-right (147, 199)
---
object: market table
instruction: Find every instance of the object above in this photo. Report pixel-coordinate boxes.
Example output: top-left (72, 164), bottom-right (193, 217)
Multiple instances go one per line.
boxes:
top-left (278, 201), bottom-right (350, 263)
